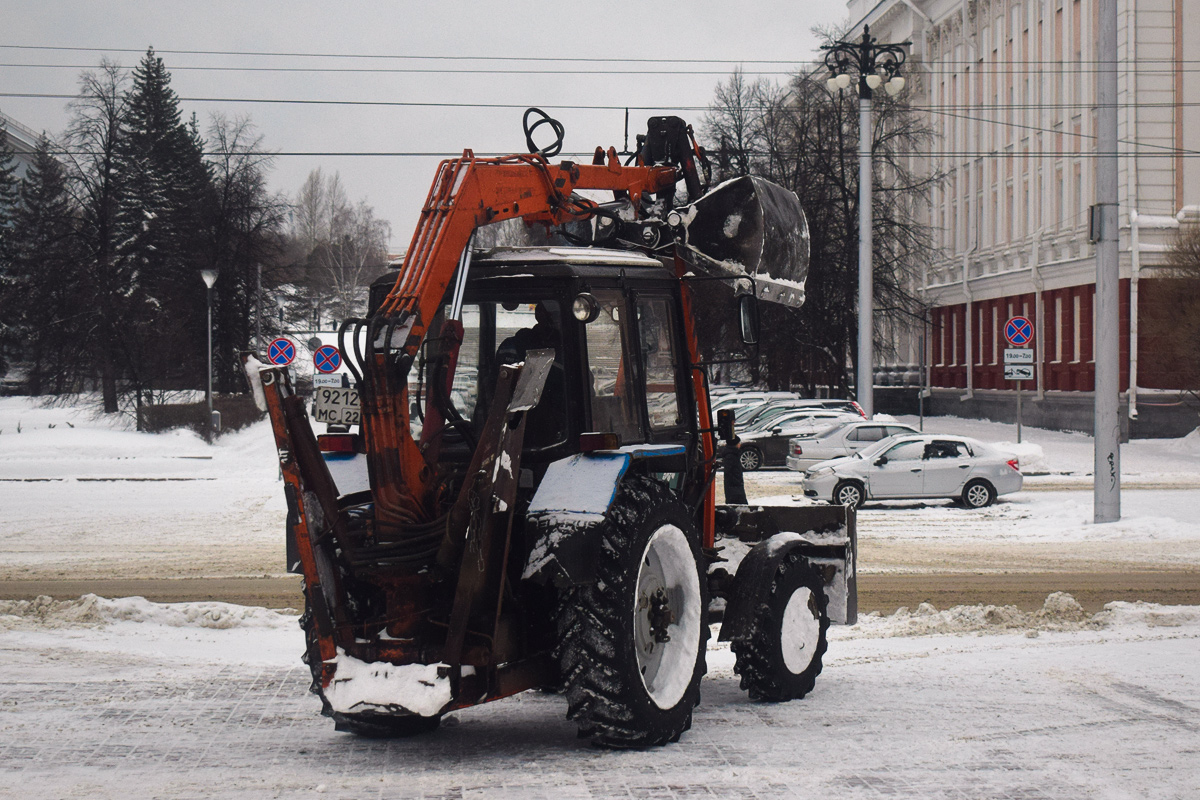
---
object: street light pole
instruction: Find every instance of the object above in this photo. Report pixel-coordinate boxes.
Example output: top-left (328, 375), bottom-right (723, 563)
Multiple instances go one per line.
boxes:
top-left (823, 26), bottom-right (910, 419)
top-left (201, 269), bottom-right (219, 443)
top-left (858, 90), bottom-right (874, 418)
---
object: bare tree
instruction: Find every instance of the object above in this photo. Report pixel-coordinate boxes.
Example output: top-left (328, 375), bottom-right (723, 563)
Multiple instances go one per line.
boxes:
top-left (700, 55), bottom-right (940, 395)
top-left (1141, 225), bottom-right (1200, 390)
top-left (288, 169), bottom-right (391, 326)
top-left (62, 60), bottom-right (132, 412)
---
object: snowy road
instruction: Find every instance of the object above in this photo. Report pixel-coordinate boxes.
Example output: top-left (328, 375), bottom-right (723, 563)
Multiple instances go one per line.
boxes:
top-left (1, 596), bottom-right (1198, 799)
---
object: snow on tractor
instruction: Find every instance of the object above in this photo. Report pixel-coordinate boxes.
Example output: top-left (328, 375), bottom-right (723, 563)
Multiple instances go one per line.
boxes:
top-left (244, 112), bottom-right (856, 747)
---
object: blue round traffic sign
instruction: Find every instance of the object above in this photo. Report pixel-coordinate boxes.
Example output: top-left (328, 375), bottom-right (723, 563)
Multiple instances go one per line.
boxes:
top-left (313, 345), bottom-right (342, 374)
top-left (267, 337), bottom-right (296, 366)
top-left (1005, 316), bottom-right (1034, 347)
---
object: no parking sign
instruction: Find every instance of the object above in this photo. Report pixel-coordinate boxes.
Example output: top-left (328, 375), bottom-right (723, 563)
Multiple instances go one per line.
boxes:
top-left (267, 337), bottom-right (296, 366)
top-left (313, 345), bottom-right (342, 373)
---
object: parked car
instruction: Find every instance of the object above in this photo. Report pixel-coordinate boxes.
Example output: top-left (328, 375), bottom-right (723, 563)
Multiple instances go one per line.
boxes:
top-left (799, 434), bottom-right (1022, 508)
top-left (734, 410), bottom-right (862, 471)
top-left (735, 398), bottom-right (866, 431)
top-left (710, 391), bottom-right (794, 415)
top-left (785, 421), bottom-right (920, 472)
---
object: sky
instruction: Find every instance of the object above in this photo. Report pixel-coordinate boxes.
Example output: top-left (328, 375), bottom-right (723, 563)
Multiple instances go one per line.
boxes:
top-left (1, 0), bottom-right (853, 251)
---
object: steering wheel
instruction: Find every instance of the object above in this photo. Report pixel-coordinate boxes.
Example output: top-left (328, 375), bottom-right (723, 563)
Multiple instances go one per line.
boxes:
top-left (523, 107), bottom-right (565, 158)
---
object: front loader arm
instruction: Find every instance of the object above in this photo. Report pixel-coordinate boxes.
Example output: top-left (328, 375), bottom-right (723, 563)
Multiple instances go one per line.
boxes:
top-left (346, 149), bottom-right (679, 535)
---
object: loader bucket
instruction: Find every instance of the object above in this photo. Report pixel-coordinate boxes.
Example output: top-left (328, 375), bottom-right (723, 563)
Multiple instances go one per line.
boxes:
top-left (683, 176), bottom-right (810, 308)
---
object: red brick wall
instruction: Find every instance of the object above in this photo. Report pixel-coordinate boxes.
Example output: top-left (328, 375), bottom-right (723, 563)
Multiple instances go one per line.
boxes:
top-left (927, 279), bottom-right (1134, 391)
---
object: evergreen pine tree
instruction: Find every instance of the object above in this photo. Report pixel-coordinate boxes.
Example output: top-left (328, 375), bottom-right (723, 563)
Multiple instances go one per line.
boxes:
top-left (114, 48), bottom-right (214, 393)
top-left (0, 120), bottom-right (23, 375)
top-left (6, 136), bottom-right (85, 393)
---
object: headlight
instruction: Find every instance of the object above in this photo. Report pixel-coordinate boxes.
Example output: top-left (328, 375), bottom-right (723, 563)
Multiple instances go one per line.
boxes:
top-left (807, 467), bottom-right (833, 478)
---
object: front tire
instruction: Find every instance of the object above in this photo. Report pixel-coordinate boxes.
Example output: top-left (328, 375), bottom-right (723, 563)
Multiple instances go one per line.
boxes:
top-left (555, 475), bottom-right (708, 748)
top-left (732, 552), bottom-right (829, 701)
top-left (833, 480), bottom-right (865, 509)
top-left (739, 445), bottom-right (764, 472)
top-left (962, 479), bottom-right (996, 508)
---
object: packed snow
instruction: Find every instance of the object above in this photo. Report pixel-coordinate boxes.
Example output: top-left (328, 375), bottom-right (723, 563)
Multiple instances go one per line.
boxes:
top-left (2, 396), bottom-right (1200, 796)
top-left (1, 592), bottom-right (1198, 798)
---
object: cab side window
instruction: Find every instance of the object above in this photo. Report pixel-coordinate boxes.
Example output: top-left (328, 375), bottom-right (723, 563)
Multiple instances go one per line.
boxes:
top-left (637, 298), bottom-right (684, 430)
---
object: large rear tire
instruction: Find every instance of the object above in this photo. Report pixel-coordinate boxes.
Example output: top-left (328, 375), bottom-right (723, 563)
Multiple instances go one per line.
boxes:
top-left (555, 475), bottom-right (708, 748)
top-left (731, 552), bottom-right (829, 701)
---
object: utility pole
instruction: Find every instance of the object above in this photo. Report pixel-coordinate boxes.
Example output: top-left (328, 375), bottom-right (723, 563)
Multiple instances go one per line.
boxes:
top-left (1094, 0), bottom-right (1120, 522)
top-left (822, 26), bottom-right (911, 419)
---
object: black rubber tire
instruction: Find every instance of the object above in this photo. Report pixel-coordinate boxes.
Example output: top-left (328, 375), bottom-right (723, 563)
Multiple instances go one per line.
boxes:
top-left (300, 590), bottom-right (441, 738)
top-left (961, 479), bottom-right (997, 509)
top-left (738, 446), bottom-right (764, 472)
top-left (731, 552), bottom-right (830, 701)
top-left (555, 474), bottom-right (708, 748)
top-left (833, 479), bottom-right (866, 509)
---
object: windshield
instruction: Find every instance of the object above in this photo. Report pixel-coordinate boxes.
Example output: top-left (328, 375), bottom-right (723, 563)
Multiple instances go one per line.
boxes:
top-left (856, 436), bottom-right (914, 459)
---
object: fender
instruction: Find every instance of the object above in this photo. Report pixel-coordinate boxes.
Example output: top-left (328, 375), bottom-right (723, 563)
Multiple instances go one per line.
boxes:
top-left (521, 445), bottom-right (686, 586)
top-left (717, 513), bottom-right (857, 639)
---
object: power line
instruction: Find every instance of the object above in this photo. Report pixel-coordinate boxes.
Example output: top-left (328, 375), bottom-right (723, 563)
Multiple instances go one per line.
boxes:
top-left (3, 61), bottom-right (1196, 78)
top-left (3, 42), bottom-right (1197, 66)
top-left (0, 43), bottom-right (805, 65)
top-left (5, 91), bottom-right (1198, 114)
top-left (0, 62), bottom-right (795, 76)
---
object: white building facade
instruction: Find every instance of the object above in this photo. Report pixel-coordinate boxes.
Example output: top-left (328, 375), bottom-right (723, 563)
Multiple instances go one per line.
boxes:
top-left (845, 0), bottom-right (1200, 434)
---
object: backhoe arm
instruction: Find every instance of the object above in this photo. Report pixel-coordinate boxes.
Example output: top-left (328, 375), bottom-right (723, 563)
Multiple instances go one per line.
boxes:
top-left (347, 149), bottom-right (680, 534)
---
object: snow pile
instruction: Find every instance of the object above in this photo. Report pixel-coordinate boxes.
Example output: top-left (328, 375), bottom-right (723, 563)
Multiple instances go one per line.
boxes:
top-left (325, 649), bottom-right (451, 717)
top-left (844, 592), bottom-right (1102, 638)
top-left (1095, 600), bottom-right (1200, 628)
top-left (1167, 427), bottom-right (1200, 456)
top-left (0, 594), bottom-right (296, 632)
top-left (990, 441), bottom-right (1048, 473)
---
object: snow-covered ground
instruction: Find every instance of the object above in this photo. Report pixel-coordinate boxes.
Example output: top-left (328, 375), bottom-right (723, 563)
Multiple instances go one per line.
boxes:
top-left (2, 397), bottom-right (1200, 797)
top-left (1, 593), bottom-right (1198, 799)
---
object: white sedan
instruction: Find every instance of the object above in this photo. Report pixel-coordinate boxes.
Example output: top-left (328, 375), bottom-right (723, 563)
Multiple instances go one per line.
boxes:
top-left (800, 434), bottom-right (1022, 509)
top-left (785, 421), bottom-right (920, 472)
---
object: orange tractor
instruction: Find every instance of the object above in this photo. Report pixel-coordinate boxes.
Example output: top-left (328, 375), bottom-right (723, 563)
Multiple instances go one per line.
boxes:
top-left (246, 112), bottom-right (856, 747)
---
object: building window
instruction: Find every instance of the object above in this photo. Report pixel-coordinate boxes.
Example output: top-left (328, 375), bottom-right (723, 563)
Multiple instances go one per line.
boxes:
top-left (1054, 296), bottom-right (1063, 362)
top-left (1073, 294), bottom-right (1081, 362)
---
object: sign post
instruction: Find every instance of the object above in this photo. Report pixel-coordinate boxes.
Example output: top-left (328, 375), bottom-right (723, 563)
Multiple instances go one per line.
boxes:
top-left (1004, 316), bottom-right (1035, 443)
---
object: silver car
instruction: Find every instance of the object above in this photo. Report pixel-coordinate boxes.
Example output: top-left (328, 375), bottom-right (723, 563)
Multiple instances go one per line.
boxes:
top-left (785, 421), bottom-right (920, 472)
top-left (800, 434), bottom-right (1023, 509)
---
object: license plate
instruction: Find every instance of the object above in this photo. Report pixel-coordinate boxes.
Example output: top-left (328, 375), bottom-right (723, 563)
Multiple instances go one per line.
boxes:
top-left (313, 386), bottom-right (361, 426)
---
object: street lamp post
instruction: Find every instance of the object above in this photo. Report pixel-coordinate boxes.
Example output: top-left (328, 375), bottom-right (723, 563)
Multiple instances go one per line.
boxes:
top-left (201, 268), bottom-right (219, 443)
top-left (822, 25), bottom-right (910, 419)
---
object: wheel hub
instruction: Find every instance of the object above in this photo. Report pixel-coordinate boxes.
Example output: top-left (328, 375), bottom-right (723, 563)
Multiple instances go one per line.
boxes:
top-left (647, 588), bottom-right (674, 643)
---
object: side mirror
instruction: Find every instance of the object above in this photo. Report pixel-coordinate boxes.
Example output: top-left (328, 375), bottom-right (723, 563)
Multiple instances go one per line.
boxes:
top-left (738, 294), bottom-right (759, 345)
top-left (770, 426), bottom-right (782, 435)
top-left (874, 456), bottom-right (888, 466)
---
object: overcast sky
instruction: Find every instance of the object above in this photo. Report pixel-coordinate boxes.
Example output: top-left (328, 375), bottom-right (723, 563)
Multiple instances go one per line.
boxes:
top-left (3, 1), bottom-right (852, 250)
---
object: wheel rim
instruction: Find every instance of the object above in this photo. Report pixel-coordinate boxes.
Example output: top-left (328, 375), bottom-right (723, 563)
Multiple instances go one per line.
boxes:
top-left (739, 448), bottom-right (760, 471)
top-left (633, 524), bottom-right (702, 710)
top-left (836, 484), bottom-right (860, 507)
top-left (966, 484), bottom-right (990, 507)
top-left (780, 586), bottom-right (822, 674)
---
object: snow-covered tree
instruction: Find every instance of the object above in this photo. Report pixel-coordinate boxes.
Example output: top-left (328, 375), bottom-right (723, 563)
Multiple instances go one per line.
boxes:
top-left (3, 136), bottom-right (86, 394)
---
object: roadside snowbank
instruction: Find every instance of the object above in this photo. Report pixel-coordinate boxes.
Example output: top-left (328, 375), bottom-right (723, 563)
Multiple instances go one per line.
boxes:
top-left (0, 594), bottom-right (296, 632)
top-left (840, 591), bottom-right (1200, 638)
